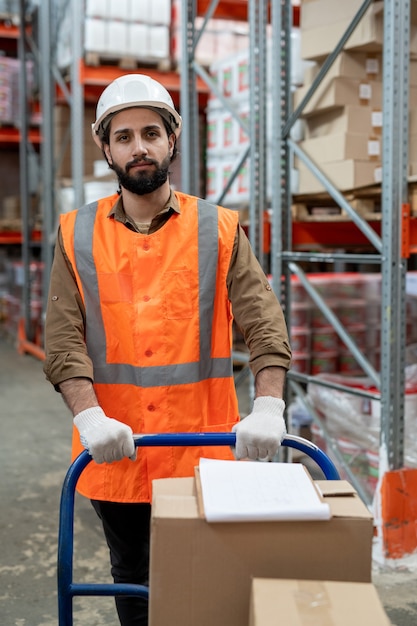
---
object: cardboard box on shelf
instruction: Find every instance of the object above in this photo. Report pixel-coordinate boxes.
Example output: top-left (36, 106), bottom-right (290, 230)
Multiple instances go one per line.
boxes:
top-left (301, 0), bottom-right (417, 61)
top-left (409, 162), bottom-right (417, 181)
top-left (54, 104), bottom-right (102, 178)
top-left (300, 132), bottom-right (381, 164)
top-left (1, 195), bottom-right (39, 222)
top-left (300, 0), bottom-right (367, 31)
top-left (409, 135), bottom-right (417, 164)
top-left (294, 77), bottom-right (383, 117)
top-left (303, 51), bottom-right (383, 84)
top-left (148, 476), bottom-right (373, 626)
top-left (297, 159), bottom-right (382, 195)
top-left (409, 183), bottom-right (417, 216)
top-left (410, 59), bottom-right (417, 86)
top-left (249, 578), bottom-right (392, 626)
top-left (300, 1), bottom-right (384, 61)
top-left (304, 106), bottom-right (383, 140)
top-left (410, 108), bottom-right (417, 136)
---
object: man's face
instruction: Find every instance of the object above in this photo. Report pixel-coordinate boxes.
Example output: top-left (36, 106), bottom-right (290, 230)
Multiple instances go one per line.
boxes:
top-left (104, 107), bottom-right (175, 196)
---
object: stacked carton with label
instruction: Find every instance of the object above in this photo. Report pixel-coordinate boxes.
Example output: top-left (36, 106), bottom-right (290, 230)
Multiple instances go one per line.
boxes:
top-left (56, 0), bottom-right (172, 70)
top-left (410, 104), bottom-right (417, 178)
top-left (205, 48), bottom-right (252, 207)
top-left (83, 0), bottom-right (253, 71)
top-left (294, 0), bottom-right (417, 195)
top-left (290, 271), bottom-right (417, 378)
top-left (83, 0), bottom-right (172, 67)
top-left (0, 57), bottom-right (34, 126)
top-left (206, 29), bottom-right (305, 207)
top-left (0, 258), bottom-right (43, 340)
top-left (171, 0), bottom-right (251, 68)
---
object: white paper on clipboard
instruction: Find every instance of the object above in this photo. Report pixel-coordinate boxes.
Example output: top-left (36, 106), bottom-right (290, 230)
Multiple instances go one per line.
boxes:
top-left (198, 458), bottom-right (332, 523)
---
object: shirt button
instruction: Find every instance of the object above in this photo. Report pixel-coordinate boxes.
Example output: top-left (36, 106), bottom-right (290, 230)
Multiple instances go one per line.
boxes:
top-left (143, 241), bottom-right (150, 251)
top-left (143, 295), bottom-right (151, 302)
top-left (147, 404), bottom-right (156, 412)
top-left (145, 349), bottom-right (153, 357)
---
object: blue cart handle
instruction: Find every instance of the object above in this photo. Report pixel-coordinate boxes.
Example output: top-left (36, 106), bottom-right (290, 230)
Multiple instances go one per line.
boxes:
top-left (62, 432), bottom-right (339, 492)
top-left (132, 432), bottom-right (339, 479)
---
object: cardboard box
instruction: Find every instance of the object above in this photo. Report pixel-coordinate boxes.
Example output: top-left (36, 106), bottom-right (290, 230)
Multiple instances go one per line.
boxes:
top-left (300, 2), bottom-right (384, 61)
top-left (54, 104), bottom-right (102, 178)
top-left (249, 578), bottom-right (392, 626)
top-left (148, 476), bottom-right (373, 626)
top-left (1, 195), bottom-right (39, 221)
top-left (409, 183), bottom-right (417, 216)
top-left (410, 108), bottom-right (417, 136)
top-left (294, 77), bottom-right (383, 117)
top-left (303, 51), bottom-right (383, 84)
top-left (409, 162), bottom-right (417, 180)
top-left (301, 0), bottom-right (417, 61)
top-left (304, 106), bottom-right (383, 139)
top-left (410, 59), bottom-right (417, 86)
top-left (301, 133), bottom-right (381, 164)
top-left (409, 135), bottom-right (417, 164)
top-left (300, 0), bottom-right (366, 30)
top-left (297, 159), bottom-right (382, 194)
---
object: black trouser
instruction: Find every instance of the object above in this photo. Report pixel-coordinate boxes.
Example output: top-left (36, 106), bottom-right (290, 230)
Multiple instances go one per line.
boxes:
top-left (91, 500), bottom-right (151, 626)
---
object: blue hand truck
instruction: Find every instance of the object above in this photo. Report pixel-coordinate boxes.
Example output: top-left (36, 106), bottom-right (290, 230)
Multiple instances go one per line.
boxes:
top-left (57, 432), bottom-right (339, 626)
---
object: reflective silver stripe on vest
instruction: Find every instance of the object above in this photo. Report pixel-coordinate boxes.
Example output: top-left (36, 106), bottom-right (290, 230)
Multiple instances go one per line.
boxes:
top-left (73, 199), bottom-right (233, 387)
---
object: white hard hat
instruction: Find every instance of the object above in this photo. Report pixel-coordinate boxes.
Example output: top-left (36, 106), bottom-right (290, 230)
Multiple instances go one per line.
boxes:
top-left (91, 73), bottom-right (182, 148)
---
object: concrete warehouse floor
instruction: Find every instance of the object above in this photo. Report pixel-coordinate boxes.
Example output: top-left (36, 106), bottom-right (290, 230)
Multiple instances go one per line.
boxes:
top-left (1, 335), bottom-right (417, 625)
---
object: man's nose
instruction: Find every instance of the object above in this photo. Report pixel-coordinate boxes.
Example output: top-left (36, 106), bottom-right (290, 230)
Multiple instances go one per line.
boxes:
top-left (132, 136), bottom-right (148, 156)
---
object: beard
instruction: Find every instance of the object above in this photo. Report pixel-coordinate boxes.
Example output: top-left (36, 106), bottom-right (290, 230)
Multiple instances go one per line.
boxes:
top-left (110, 153), bottom-right (171, 196)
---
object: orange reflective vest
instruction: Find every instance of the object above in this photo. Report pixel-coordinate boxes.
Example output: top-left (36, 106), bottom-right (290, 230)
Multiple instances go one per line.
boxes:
top-left (60, 191), bottom-right (240, 502)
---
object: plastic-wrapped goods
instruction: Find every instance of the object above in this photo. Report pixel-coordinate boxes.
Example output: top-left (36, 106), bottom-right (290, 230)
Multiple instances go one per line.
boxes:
top-left (307, 368), bottom-right (417, 496)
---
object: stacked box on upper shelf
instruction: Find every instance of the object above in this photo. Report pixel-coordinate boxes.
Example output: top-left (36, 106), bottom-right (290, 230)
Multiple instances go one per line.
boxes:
top-left (0, 57), bottom-right (34, 126)
top-left (54, 104), bottom-right (103, 179)
top-left (205, 32), bottom-right (305, 207)
top-left (82, 0), bottom-right (172, 67)
top-left (293, 49), bottom-right (385, 194)
top-left (300, 0), bottom-right (417, 61)
top-left (171, 0), bottom-right (250, 67)
top-left (295, 1), bottom-right (417, 196)
top-left (0, 259), bottom-right (44, 340)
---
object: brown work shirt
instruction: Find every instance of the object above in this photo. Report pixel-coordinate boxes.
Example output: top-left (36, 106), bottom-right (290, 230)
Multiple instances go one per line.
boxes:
top-left (43, 190), bottom-right (291, 387)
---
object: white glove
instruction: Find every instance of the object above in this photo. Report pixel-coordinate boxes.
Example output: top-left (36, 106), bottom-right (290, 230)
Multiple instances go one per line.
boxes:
top-left (74, 406), bottom-right (136, 464)
top-left (232, 396), bottom-right (286, 461)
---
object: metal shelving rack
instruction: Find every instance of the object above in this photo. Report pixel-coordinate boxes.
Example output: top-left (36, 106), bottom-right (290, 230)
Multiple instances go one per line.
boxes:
top-left (17, 0), bottom-right (35, 348)
top-left (273, 0), bottom-right (410, 505)
top-left (16, 0), bottom-right (76, 356)
top-left (14, 0), bottom-right (49, 358)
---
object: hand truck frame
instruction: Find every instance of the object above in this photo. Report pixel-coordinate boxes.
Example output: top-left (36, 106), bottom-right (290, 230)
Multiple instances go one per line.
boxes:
top-left (57, 432), bottom-right (339, 626)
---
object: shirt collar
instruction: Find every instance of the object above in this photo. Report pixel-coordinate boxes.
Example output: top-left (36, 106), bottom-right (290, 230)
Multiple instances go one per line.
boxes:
top-left (108, 189), bottom-right (180, 225)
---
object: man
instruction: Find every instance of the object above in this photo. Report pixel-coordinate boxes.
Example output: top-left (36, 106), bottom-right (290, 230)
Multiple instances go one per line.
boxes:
top-left (43, 74), bottom-right (291, 626)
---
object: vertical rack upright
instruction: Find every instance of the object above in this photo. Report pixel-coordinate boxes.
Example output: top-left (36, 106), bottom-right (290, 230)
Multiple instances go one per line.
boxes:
top-left (17, 0), bottom-right (85, 353)
top-left (273, 0), bottom-right (410, 505)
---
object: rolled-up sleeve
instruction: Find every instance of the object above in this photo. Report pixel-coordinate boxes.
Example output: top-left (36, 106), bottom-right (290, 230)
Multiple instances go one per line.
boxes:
top-left (227, 225), bottom-right (292, 377)
top-left (43, 228), bottom-right (94, 389)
